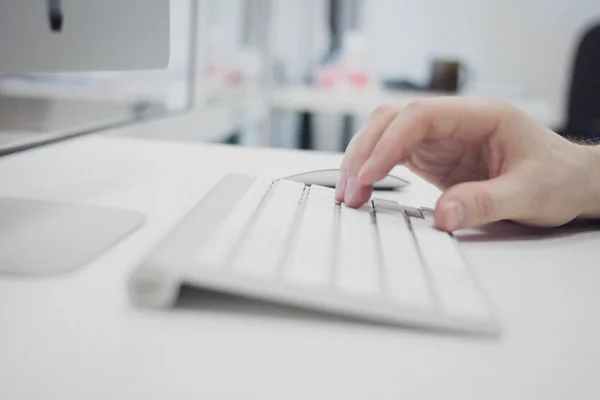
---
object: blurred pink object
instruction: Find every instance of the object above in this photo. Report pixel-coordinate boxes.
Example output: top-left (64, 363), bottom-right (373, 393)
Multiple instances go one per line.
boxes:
top-left (316, 32), bottom-right (374, 91)
top-left (317, 64), bottom-right (371, 90)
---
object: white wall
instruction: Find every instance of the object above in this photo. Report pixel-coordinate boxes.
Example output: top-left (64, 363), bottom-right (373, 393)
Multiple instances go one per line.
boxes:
top-left (272, 0), bottom-right (329, 83)
top-left (365, 0), bottom-right (600, 126)
top-left (270, 0), bottom-right (329, 148)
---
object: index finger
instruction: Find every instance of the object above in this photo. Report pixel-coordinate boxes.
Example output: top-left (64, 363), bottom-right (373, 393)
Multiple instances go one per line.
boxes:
top-left (356, 97), bottom-right (507, 185)
top-left (335, 104), bottom-right (402, 202)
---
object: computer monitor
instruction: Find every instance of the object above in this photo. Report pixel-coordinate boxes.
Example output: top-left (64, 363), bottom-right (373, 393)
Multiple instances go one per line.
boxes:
top-left (0, 0), bottom-right (169, 72)
top-left (0, 0), bottom-right (172, 156)
top-left (0, 0), bottom-right (171, 275)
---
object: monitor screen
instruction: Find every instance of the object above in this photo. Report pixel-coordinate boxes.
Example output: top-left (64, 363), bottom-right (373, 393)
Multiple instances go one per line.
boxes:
top-left (0, 0), bottom-right (169, 73)
top-left (0, 0), bottom-right (192, 157)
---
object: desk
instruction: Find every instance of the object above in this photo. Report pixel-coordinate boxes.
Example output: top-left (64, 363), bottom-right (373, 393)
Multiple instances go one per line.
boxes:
top-left (1, 134), bottom-right (599, 399)
top-left (269, 85), bottom-right (559, 128)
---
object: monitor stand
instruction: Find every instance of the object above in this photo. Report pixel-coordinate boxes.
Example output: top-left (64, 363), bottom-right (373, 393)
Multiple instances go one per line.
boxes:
top-left (0, 197), bottom-right (146, 274)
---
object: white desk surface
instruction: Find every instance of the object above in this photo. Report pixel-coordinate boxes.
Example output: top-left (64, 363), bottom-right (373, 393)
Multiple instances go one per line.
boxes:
top-left (1, 135), bottom-right (599, 399)
top-left (269, 85), bottom-right (559, 128)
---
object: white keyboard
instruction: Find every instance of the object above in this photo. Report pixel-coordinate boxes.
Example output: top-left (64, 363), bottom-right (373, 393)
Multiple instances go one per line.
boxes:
top-left (129, 174), bottom-right (499, 335)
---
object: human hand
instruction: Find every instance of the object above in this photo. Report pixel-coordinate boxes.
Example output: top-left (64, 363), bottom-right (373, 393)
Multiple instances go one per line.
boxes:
top-left (335, 97), bottom-right (600, 231)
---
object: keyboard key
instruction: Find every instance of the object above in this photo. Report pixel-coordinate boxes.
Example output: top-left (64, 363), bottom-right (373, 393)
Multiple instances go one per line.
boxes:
top-left (371, 198), bottom-right (423, 218)
top-left (403, 206), bottom-right (423, 219)
top-left (232, 180), bottom-right (306, 277)
top-left (283, 185), bottom-right (337, 287)
top-left (420, 207), bottom-right (435, 217)
top-left (335, 202), bottom-right (380, 297)
top-left (196, 178), bottom-right (273, 268)
top-left (372, 198), bottom-right (403, 211)
top-left (410, 218), bottom-right (490, 319)
top-left (374, 206), bottom-right (433, 310)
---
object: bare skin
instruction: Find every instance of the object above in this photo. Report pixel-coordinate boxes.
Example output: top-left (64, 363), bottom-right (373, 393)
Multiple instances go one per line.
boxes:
top-left (335, 97), bottom-right (600, 231)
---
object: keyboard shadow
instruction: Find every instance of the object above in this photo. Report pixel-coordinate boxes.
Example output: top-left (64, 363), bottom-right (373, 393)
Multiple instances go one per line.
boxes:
top-left (174, 285), bottom-right (495, 340)
top-left (455, 219), bottom-right (600, 243)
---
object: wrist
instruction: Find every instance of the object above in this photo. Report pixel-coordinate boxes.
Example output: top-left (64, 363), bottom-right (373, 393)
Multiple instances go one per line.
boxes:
top-left (577, 144), bottom-right (600, 218)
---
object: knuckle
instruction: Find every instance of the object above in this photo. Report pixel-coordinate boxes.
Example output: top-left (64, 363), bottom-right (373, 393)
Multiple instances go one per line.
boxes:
top-left (474, 187), bottom-right (495, 221)
top-left (371, 104), bottom-right (395, 118)
top-left (343, 134), bottom-right (369, 168)
top-left (405, 100), bottom-right (427, 113)
top-left (344, 132), bottom-right (362, 153)
top-left (480, 96), bottom-right (515, 115)
top-left (405, 100), bottom-right (431, 128)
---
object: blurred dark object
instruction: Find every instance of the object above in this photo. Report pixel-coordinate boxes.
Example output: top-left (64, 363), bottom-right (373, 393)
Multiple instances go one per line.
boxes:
top-left (383, 59), bottom-right (467, 93)
top-left (382, 79), bottom-right (424, 91)
top-left (299, 112), bottom-right (312, 150)
top-left (563, 23), bottom-right (600, 140)
top-left (48, 0), bottom-right (64, 33)
top-left (428, 59), bottom-right (467, 93)
top-left (320, 0), bottom-right (361, 65)
top-left (323, 0), bottom-right (343, 64)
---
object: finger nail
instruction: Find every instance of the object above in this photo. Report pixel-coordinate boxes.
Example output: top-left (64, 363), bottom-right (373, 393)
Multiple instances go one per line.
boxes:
top-left (335, 169), bottom-right (348, 200)
top-left (344, 176), bottom-right (358, 204)
top-left (441, 201), bottom-right (464, 231)
top-left (335, 184), bottom-right (344, 201)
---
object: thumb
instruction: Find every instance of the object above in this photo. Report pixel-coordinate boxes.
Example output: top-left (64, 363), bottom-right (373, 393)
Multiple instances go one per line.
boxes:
top-left (434, 175), bottom-right (521, 231)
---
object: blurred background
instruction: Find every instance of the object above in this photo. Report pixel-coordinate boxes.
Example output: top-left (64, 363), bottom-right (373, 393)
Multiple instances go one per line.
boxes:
top-left (1, 0), bottom-right (599, 153)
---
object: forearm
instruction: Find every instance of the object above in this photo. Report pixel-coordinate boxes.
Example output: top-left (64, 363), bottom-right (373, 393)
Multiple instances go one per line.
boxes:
top-left (578, 144), bottom-right (600, 218)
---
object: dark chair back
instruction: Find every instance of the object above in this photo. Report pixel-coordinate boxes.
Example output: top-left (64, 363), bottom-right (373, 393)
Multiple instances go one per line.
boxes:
top-left (566, 23), bottom-right (600, 139)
